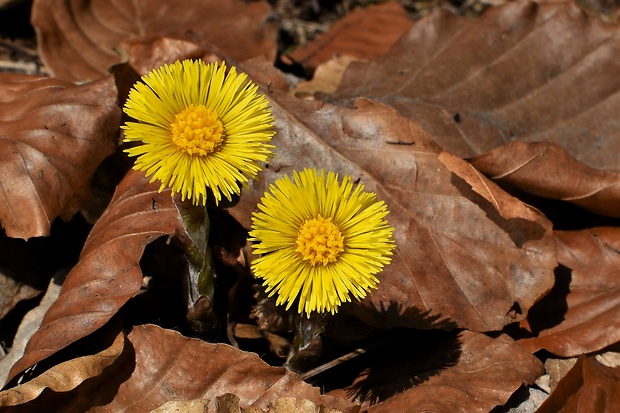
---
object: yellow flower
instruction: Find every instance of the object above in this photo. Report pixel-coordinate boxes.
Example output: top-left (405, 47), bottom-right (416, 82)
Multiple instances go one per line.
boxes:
top-left (122, 60), bottom-right (275, 205)
top-left (250, 168), bottom-right (395, 316)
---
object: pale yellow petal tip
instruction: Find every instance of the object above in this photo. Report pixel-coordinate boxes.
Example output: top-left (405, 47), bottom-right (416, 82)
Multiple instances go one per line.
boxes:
top-left (249, 168), bottom-right (396, 317)
top-left (122, 59), bottom-right (275, 206)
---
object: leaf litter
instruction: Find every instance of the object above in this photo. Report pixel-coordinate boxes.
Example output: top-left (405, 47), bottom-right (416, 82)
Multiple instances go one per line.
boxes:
top-left (1, 0), bottom-right (620, 412)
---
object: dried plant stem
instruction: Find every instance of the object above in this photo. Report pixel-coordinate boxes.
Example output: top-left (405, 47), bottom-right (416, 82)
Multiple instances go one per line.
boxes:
top-left (300, 336), bottom-right (387, 381)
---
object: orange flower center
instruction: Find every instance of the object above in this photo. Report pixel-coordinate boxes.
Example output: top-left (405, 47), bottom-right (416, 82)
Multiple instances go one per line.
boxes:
top-left (296, 216), bottom-right (344, 266)
top-left (170, 104), bottom-right (224, 156)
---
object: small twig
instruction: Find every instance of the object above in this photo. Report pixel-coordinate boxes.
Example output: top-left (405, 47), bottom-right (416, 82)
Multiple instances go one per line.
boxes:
top-left (0, 40), bottom-right (38, 60)
top-left (300, 336), bottom-right (388, 381)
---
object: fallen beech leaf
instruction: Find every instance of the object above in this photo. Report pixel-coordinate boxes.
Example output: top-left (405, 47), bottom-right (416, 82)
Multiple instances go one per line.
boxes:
top-left (0, 272), bottom-right (40, 320)
top-left (121, 36), bottom-right (210, 77)
top-left (74, 324), bottom-right (358, 412)
top-left (5, 169), bottom-right (182, 384)
top-left (469, 141), bottom-right (620, 217)
top-left (536, 356), bottom-right (620, 413)
top-left (0, 272), bottom-right (63, 387)
top-left (335, 1), bottom-right (620, 172)
top-left (0, 74), bottom-right (120, 239)
top-left (230, 83), bottom-right (556, 332)
top-left (234, 323), bottom-right (264, 340)
top-left (0, 331), bottom-right (124, 406)
top-left (294, 55), bottom-right (364, 97)
top-left (519, 228), bottom-right (620, 357)
top-left (289, 2), bottom-right (413, 73)
top-left (343, 331), bottom-right (542, 412)
top-left (32, 0), bottom-right (277, 82)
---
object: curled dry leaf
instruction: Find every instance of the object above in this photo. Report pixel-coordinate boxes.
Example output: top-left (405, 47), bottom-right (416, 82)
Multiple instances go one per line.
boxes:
top-left (32, 0), bottom-right (278, 82)
top-left (519, 227), bottom-right (620, 357)
top-left (0, 332), bottom-right (124, 407)
top-left (335, 1), bottom-right (620, 172)
top-left (5, 169), bottom-right (182, 384)
top-left (341, 331), bottom-right (542, 413)
top-left (230, 77), bottom-right (556, 332)
top-left (0, 74), bottom-right (120, 239)
top-left (536, 355), bottom-right (620, 413)
top-left (469, 141), bottom-right (620, 217)
top-left (75, 324), bottom-right (357, 413)
top-left (289, 2), bottom-right (413, 73)
top-left (438, 151), bottom-right (552, 224)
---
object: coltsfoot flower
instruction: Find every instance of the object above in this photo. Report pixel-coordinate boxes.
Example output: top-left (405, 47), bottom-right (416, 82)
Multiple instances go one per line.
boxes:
top-left (122, 59), bottom-right (275, 205)
top-left (250, 168), bottom-right (395, 316)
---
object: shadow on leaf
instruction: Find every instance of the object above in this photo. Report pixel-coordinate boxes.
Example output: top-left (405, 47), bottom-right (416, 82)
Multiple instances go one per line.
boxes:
top-left (345, 303), bottom-right (460, 405)
top-left (311, 302), bottom-right (461, 405)
top-left (346, 327), bottom-right (461, 405)
top-left (525, 264), bottom-right (571, 335)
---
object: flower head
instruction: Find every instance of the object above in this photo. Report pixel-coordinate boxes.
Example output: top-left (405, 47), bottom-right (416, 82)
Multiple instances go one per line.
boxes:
top-left (250, 168), bottom-right (395, 316)
top-left (122, 60), bottom-right (275, 205)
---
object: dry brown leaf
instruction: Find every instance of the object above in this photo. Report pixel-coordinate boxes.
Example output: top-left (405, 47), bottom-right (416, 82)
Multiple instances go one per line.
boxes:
top-left (335, 1), bottom-right (620, 173)
top-left (0, 272), bottom-right (63, 387)
top-left (294, 55), bottom-right (364, 97)
top-left (5, 169), bottom-right (182, 384)
top-left (230, 85), bottom-right (556, 332)
top-left (519, 227), bottom-right (620, 357)
top-left (0, 74), bottom-right (120, 239)
top-left (289, 2), bottom-right (413, 74)
top-left (153, 394), bottom-right (348, 413)
top-left (121, 36), bottom-right (211, 77)
top-left (0, 273), bottom-right (40, 320)
top-left (32, 0), bottom-right (278, 82)
top-left (469, 141), bottom-right (620, 217)
top-left (57, 324), bottom-right (357, 413)
top-left (234, 323), bottom-right (264, 340)
top-left (536, 355), bottom-right (620, 413)
top-left (0, 332), bottom-right (124, 407)
top-left (338, 331), bottom-right (542, 412)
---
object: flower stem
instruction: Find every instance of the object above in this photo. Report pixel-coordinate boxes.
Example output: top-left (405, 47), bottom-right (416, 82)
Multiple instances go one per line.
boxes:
top-left (285, 312), bottom-right (330, 374)
top-left (175, 200), bottom-right (219, 339)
